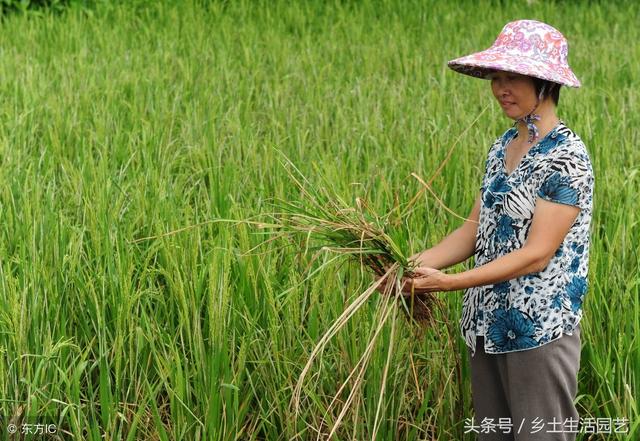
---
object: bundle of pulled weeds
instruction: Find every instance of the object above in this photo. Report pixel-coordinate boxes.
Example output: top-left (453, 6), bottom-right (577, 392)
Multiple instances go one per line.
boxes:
top-left (263, 155), bottom-right (443, 326)
top-left (261, 154), bottom-right (454, 439)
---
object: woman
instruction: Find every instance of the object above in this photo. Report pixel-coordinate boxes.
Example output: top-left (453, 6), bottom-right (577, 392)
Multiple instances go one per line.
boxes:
top-left (380, 20), bottom-right (594, 441)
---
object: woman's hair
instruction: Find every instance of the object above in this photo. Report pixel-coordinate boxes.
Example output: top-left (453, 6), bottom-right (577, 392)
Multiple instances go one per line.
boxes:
top-left (533, 78), bottom-right (561, 105)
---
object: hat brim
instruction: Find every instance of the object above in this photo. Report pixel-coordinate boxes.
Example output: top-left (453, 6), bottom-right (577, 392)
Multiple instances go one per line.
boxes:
top-left (448, 49), bottom-right (581, 88)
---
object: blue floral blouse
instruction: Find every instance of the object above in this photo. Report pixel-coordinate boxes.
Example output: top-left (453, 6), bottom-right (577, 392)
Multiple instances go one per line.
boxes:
top-left (462, 121), bottom-right (594, 356)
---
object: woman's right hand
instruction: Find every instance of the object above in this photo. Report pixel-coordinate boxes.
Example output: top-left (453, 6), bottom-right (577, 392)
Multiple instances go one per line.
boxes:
top-left (374, 272), bottom-right (415, 298)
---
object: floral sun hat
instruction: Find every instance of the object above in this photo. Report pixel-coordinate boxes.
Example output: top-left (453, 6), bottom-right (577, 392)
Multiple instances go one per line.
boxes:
top-left (447, 20), bottom-right (580, 142)
top-left (447, 19), bottom-right (581, 88)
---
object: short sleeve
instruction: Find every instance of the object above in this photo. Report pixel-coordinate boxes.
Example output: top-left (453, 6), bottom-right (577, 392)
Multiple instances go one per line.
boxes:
top-left (536, 143), bottom-right (594, 210)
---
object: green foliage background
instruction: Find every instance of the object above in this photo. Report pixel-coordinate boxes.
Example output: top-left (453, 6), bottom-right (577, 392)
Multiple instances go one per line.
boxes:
top-left (0, 0), bottom-right (637, 439)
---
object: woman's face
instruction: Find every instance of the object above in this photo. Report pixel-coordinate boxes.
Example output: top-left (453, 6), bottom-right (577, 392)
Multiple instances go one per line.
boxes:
top-left (489, 71), bottom-right (537, 120)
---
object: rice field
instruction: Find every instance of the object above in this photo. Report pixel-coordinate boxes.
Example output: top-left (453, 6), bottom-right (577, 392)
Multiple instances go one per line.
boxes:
top-left (0, 0), bottom-right (638, 439)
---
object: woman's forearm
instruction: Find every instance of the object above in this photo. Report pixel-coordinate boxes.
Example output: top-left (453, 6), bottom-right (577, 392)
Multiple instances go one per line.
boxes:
top-left (447, 245), bottom-right (544, 291)
top-left (411, 194), bottom-right (481, 271)
top-left (412, 225), bottom-right (477, 270)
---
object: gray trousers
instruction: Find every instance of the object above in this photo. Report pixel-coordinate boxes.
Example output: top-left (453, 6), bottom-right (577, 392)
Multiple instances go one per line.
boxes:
top-left (468, 324), bottom-right (581, 441)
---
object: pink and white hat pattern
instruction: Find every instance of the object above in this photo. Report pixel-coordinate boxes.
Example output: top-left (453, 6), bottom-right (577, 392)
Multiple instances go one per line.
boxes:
top-left (448, 20), bottom-right (581, 88)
